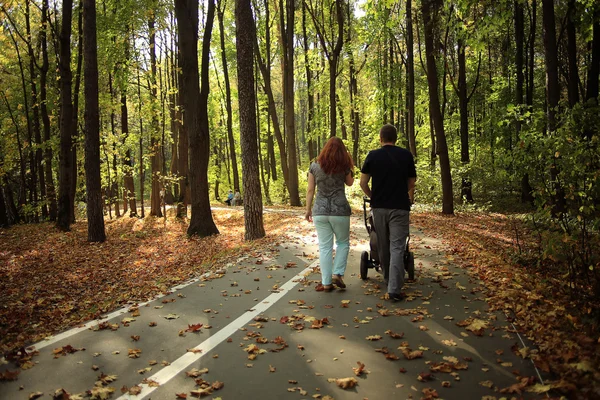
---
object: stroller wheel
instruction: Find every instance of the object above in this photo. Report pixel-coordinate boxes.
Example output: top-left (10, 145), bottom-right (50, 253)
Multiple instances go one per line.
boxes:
top-left (360, 251), bottom-right (369, 280)
top-left (405, 251), bottom-right (415, 280)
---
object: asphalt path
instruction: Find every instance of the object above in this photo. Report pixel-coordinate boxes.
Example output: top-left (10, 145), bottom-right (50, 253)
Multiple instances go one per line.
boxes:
top-left (0, 212), bottom-right (546, 400)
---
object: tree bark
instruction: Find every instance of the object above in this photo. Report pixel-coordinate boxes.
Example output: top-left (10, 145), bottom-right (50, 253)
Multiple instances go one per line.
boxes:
top-left (83, 0), bottom-right (106, 242)
top-left (0, 185), bottom-right (8, 228)
top-left (542, 0), bottom-right (565, 213)
top-left (457, 39), bottom-right (473, 203)
top-left (515, 0), bottom-right (534, 204)
top-left (217, 1), bottom-right (240, 193)
top-left (586, 4), bottom-right (599, 103)
top-left (422, 0), bottom-right (453, 214)
top-left (57, 0), bottom-right (74, 231)
top-left (41, 0), bottom-right (57, 221)
top-left (235, 0), bottom-right (266, 240)
top-left (302, 0), bottom-right (317, 162)
top-left (406, 0), bottom-right (417, 158)
top-left (149, 8), bottom-right (163, 217)
top-left (566, 0), bottom-right (579, 107)
top-left (254, 13), bottom-right (291, 197)
top-left (25, 0), bottom-right (45, 220)
top-left (281, 0), bottom-right (301, 206)
top-left (174, 0), bottom-right (219, 236)
top-left (69, 3), bottom-right (84, 224)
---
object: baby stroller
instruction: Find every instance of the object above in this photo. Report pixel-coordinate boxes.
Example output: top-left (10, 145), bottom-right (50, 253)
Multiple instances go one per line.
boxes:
top-left (360, 197), bottom-right (415, 281)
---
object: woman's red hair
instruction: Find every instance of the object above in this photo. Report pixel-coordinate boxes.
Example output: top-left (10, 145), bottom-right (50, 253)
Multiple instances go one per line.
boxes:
top-left (317, 137), bottom-right (354, 175)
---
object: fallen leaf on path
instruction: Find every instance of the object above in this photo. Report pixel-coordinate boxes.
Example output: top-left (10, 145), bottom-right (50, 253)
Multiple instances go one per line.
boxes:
top-left (385, 330), bottom-right (404, 339)
top-left (335, 377), bottom-right (358, 389)
top-left (352, 362), bottom-right (366, 376)
top-left (128, 349), bottom-right (141, 358)
top-left (186, 368), bottom-right (209, 377)
top-left (186, 324), bottom-right (203, 333)
top-left (87, 386), bottom-right (115, 400)
top-left (402, 349), bottom-right (423, 360)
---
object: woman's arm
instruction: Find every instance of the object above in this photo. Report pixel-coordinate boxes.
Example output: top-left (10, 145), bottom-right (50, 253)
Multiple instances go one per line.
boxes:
top-left (345, 169), bottom-right (354, 186)
top-left (305, 172), bottom-right (316, 222)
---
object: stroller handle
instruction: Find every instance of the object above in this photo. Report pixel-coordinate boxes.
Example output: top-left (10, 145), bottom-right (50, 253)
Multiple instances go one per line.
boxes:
top-left (362, 197), bottom-right (371, 233)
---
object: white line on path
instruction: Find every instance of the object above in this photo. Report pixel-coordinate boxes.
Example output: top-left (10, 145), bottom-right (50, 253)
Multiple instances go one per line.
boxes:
top-left (117, 261), bottom-right (319, 400)
top-left (30, 276), bottom-right (209, 351)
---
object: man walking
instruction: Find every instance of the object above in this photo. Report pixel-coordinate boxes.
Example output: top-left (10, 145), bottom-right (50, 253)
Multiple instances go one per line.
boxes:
top-left (360, 124), bottom-right (417, 301)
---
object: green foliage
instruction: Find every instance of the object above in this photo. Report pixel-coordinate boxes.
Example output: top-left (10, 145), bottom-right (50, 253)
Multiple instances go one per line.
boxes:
top-left (520, 103), bottom-right (600, 298)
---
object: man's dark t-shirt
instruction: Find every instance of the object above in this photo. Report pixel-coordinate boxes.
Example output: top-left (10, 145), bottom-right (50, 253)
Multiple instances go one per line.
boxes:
top-left (361, 145), bottom-right (417, 210)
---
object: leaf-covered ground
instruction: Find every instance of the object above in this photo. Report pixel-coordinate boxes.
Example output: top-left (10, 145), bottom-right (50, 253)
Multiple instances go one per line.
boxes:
top-left (0, 208), bottom-right (302, 354)
top-left (1, 208), bottom-right (599, 398)
top-left (412, 212), bottom-right (600, 398)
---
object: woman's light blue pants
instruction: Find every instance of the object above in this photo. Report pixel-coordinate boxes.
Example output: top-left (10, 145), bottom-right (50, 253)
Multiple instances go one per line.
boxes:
top-left (313, 215), bottom-right (350, 285)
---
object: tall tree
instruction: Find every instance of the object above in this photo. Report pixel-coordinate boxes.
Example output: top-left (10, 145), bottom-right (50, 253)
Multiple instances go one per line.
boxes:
top-left (217, 0), bottom-right (240, 193)
top-left (514, 0), bottom-right (534, 203)
top-left (57, 0), bottom-right (75, 231)
top-left (149, 5), bottom-right (163, 217)
top-left (280, 0), bottom-right (301, 206)
top-left (254, 2), bottom-right (292, 201)
top-left (302, 0), bottom-right (317, 162)
top-left (306, 0), bottom-right (344, 138)
top-left (566, 0), bottom-right (579, 107)
top-left (83, 0), bottom-right (106, 242)
top-left (422, 0), bottom-right (453, 214)
top-left (585, 4), bottom-right (599, 104)
top-left (41, 0), bottom-right (57, 220)
top-left (406, 0), bottom-right (417, 158)
top-left (235, 0), bottom-right (266, 240)
top-left (174, 0), bottom-right (219, 236)
top-left (542, 0), bottom-right (565, 212)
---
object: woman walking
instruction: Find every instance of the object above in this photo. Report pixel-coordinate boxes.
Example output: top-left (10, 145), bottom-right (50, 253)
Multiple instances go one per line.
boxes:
top-left (305, 137), bottom-right (354, 291)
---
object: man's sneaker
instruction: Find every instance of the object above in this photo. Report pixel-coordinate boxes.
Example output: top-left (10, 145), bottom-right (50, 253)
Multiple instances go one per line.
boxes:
top-left (385, 292), bottom-right (405, 302)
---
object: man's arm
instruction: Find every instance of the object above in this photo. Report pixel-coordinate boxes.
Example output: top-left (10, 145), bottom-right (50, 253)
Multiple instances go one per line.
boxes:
top-left (305, 172), bottom-right (316, 221)
top-left (408, 177), bottom-right (416, 204)
top-left (360, 173), bottom-right (372, 198)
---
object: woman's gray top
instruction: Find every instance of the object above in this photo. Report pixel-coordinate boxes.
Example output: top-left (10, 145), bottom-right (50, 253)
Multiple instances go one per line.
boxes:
top-left (309, 162), bottom-right (351, 216)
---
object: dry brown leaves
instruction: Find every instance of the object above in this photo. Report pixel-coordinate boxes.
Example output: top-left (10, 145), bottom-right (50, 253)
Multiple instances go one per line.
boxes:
top-left (0, 210), bottom-right (300, 353)
top-left (412, 211), bottom-right (600, 397)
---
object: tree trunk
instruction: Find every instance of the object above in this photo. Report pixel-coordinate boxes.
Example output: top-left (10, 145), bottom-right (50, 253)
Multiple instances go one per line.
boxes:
top-left (527, 0), bottom-right (536, 107)
top-left (457, 39), bottom-right (473, 203)
top-left (302, 0), bottom-right (317, 162)
top-left (254, 17), bottom-right (291, 197)
top-left (0, 185), bottom-right (8, 228)
top-left (149, 9), bottom-right (163, 217)
top-left (422, 0), bottom-right (453, 214)
top-left (137, 64), bottom-right (145, 218)
top-left (566, 0), bottom-right (579, 108)
top-left (235, 0), bottom-right (266, 240)
top-left (41, 0), bottom-right (57, 221)
top-left (542, 0), bottom-right (565, 213)
top-left (108, 72), bottom-right (120, 218)
top-left (69, 3), bottom-right (84, 224)
top-left (586, 4), bottom-right (599, 103)
top-left (9, 26), bottom-right (36, 222)
top-left (83, 0), bottom-right (106, 242)
top-left (515, 0), bottom-right (534, 204)
top-left (25, 0), bottom-right (45, 220)
top-left (281, 0), bottom-right (301, 206)
top-left (174, 0), bottom-right (219, 237)
top-left (57, 0), bottom-right (74, 231)
top-left (217, 2), bottom-right (240, 193)
top-left (406, 0), bottom-right (417, 158)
